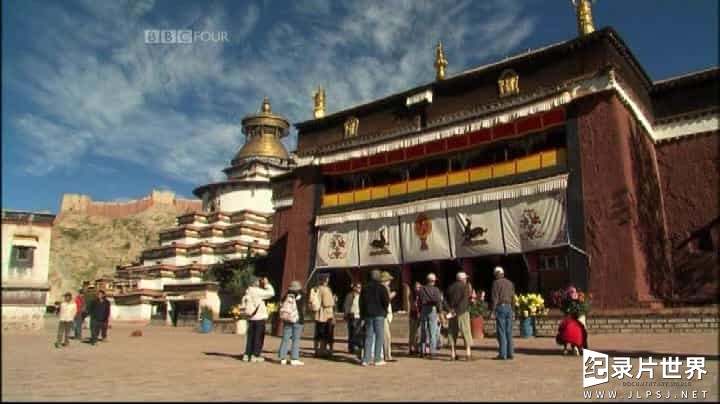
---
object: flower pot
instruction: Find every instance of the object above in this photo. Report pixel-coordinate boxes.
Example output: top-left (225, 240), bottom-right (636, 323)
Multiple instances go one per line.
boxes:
top-left (519, 316), bottom-right (535, 338)
top-left (471, 316), bottom-right (484, 339)
top-left (199, 318), bottom-right (213, 334)
top-left (235, 319), bottom-right (247, 335)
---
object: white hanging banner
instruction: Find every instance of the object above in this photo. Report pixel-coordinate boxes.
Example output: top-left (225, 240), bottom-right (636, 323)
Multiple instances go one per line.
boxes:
top-left (400, 211), bottom-right (452, 263)
top-left (315, 222), bottom-right (359, 268)
top-left (449, 202), bottom-right (505, 258)
top-left (358, 218), bottom-right (402, 267)
top-left (501, 190), bottom-right (568, 253)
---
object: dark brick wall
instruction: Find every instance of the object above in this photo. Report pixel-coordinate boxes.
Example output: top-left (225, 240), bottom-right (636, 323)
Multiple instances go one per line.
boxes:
top-left (655, 133), bottom-right (720, 303)
top-left (573, 92), bottom-right (668, 309)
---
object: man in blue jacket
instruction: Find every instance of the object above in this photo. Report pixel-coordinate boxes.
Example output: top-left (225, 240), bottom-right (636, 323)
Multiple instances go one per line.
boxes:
top-left (87, 290), bottom-right (111, 346)
top-left (359, 270), bottom-right (390, 367)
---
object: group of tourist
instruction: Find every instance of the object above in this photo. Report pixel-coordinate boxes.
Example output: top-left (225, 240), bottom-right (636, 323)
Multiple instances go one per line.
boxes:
top-left (234, 265), bottom-right (523, 366)
top-left (53, 289), bottom-right (111, 348)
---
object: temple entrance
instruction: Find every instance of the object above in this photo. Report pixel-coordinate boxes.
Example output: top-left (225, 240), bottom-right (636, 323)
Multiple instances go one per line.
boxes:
top-left (469, 254), bottom-right (529, 296)
top-left (407, 260), bottom-right (462, 291)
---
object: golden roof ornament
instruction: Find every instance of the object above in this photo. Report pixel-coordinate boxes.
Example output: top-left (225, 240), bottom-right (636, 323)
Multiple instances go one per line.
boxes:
top-left (434, 41), bottom-right (448, 81)
top-left (235, 97), bottom-right (291, 161)
top-left (261, 96), bottom-right (272, 114)
top-left (313, 86), bottom-right (325, 119)
top-left (572, 0), bottom-right (596, 36)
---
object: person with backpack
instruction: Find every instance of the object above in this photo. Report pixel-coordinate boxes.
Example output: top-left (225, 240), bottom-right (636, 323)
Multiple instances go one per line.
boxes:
top-left (311, 274), bottom-right (335, 357)
top-left (278, 280), bottom-right (305, 366)
top-left (242, 276), bottom-right (275, 363)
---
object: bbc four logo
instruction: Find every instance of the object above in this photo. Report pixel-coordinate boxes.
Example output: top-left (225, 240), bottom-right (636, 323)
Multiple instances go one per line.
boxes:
top-left (144, 30), bottom-right (229, 44)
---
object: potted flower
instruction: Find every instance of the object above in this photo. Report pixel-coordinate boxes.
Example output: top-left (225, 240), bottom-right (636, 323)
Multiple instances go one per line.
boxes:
top-left (468, 298), bottom-right (488, 339)
top-left (562, 287), bottom-right (591, 326)
top-left (230, 304), bottom-right (247, 335)
top-left (199, 305), bottom-right (214, 334)
top-left (514, 293), bottom-right (548, 338)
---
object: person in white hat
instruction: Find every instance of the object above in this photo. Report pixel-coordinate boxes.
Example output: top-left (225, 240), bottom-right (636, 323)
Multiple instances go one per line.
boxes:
top-left (490, 266), bottom-right (515, 360)
top-left (418, 273), bottom-right (443, 359)
top-left (445, 272), bottom-right (473, 360)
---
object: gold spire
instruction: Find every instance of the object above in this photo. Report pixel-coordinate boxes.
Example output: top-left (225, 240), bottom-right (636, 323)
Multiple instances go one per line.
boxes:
top-left (261, 97), bottom-right (271, 114)
top-left (572, 0), bottom-right (595, 36)
top-left (313, 86), bottom-right (325, 119)
top-left (434, 41), bottom-right (448, 81)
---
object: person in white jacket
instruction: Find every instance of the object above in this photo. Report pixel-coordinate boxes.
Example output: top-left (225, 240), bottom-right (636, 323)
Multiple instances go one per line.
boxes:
top-left (242, 276), bottom-right (275, 363)
top-left (55, 292), bottom-right (77, 348)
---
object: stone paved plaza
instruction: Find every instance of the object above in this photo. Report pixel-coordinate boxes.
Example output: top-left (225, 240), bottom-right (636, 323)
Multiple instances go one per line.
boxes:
top-left (2, 320), bottom-right (718, 402)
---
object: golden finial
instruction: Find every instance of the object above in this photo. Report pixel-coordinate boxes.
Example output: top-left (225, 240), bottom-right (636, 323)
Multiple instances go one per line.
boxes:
top-left (572, 0), bottom-right (595, 36)
top-left (313, 86), bottom-right (325, 119)
top-left (434, 41), bottom-right (448, 81)
top-left (261, 97), bottom-right (271, 114)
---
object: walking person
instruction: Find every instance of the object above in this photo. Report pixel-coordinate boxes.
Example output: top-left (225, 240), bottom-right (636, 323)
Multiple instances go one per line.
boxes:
top-left (418, 273), bottom-right (442, 359)
top-left (312, 274), bottom-right (335, 357)
top-left (408, 281), bottom-right (422, 355)
top-left (55, 292), bottom-right (77, 348)
top-left (278, 280), bottom-right (305, 366)
top-left (379, 271), bottom-right (397, 362)
top-left (446, 272), bottom-right (473, 361)
top-left (72, 289), bottom-right (85, 340)
top-left (359, 269), bottom-right (390, 366)
top-left (88, 290), bottom-right (110, 346)
top-left (490, 266), bottom-right (515, 360)
top-left (344, 283), bottom-right (362, 354)
top-left (242, 276), bottom-right (275, 363)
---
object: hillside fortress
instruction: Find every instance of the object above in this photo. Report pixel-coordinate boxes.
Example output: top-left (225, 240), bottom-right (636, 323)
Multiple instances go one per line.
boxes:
top-left (58, 190), bottom-right (201, 220)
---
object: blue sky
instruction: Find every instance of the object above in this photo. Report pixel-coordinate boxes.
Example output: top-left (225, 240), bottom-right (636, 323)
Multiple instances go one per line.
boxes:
top-left (2, 0), bottom-right (718, 213)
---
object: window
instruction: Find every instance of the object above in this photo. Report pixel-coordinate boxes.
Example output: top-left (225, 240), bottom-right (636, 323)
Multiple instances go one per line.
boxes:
top-left (11, 246), bottom-right (34, 267)
top-left (538, 254), bottom-right (568, 271)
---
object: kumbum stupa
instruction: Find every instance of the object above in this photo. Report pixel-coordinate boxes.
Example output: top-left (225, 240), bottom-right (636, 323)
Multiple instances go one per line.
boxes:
top-left (97, 98), bottom-right (295, 325)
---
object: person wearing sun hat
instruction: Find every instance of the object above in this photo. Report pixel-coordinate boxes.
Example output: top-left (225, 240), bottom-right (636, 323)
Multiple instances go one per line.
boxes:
top-left (379, 271), bottom-right (397, 362)
top-left (491, 266), bottom-right (515, 360)
top-left (418, 272), bottom-right (443, 359)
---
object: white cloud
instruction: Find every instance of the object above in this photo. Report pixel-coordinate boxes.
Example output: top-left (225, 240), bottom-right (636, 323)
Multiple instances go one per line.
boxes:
top-left (7, 0), bottom-right (537, 187)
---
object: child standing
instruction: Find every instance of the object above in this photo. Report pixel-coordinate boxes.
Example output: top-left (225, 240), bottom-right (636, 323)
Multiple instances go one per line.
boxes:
top-left (55, 292), bottom-right (77, 348)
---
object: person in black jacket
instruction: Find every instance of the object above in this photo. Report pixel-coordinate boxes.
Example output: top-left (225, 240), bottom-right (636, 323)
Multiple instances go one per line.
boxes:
top-left (359, 269), bottom-right (390, 366)
top-left (87, 290), bottom-right (111, 346)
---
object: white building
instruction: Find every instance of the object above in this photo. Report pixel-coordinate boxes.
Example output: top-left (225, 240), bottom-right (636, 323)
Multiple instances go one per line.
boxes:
top-left (109, 98), bottom-right (294, 323)
top-left (1, 210), bottom-right (55, 331)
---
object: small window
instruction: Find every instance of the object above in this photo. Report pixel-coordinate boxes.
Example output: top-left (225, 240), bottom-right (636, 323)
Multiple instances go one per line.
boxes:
top-left (11, 246), bottom-right (34, 266)
top-left (538, 254), bottom-right (567, 271)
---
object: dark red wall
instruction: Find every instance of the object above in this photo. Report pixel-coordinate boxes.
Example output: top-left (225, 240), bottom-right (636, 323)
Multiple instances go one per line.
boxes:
top-left (574, 92), bottom-right (671, 309)
top-left (655, 132), bottom-right (720, 302)
top-left (271, 166), bottom-right (322, 294)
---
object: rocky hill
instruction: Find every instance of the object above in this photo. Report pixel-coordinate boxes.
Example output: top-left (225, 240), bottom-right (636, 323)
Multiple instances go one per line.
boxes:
top-left (48, 191), bottom-right (201, 301)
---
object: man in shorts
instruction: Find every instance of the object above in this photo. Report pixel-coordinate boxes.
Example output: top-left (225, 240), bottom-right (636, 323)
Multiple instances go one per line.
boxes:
top-left (445, 271), bottom-right (473, 361)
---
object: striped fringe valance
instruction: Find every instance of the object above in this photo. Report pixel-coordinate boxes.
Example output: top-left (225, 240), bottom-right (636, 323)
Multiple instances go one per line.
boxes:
top-left (315, 92), bottom-right (574, 165)
top-left (315, 174), bottom-right (568, 227)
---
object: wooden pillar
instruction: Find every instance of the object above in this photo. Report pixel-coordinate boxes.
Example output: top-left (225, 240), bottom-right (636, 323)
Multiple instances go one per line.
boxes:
top-left (526, 253), bottom-right (539, 293)
top-left (462, 258), bottom-right (474, 288)
top-left (351, 267), bottom-right (361, 284)
top-left (401, 264), bottom-right (411, 312)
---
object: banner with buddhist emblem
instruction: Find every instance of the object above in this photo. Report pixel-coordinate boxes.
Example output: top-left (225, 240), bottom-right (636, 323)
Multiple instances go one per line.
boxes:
top-left (501, 190), bottom-right (568, 253)
top-left (315, 223), bottom-right (359, 268)
top-left (400, 211), bottom-right (452, 263)
top-left (358, 218), bottom-right (401, 267)
top-left (448, 201), bottom-right (505, 258)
